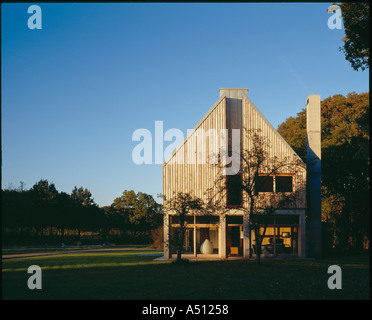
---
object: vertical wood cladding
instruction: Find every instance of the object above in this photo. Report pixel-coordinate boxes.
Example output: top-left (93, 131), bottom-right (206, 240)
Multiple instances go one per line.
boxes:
top-left (163, 94), bottom-right (306, 209)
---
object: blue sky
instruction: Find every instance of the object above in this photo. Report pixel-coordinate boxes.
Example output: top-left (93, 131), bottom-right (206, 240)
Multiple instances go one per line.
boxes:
top-left (1, 3), bottom-right (369, 206)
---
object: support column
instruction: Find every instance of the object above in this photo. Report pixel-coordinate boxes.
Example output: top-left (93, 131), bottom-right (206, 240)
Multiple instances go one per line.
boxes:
top-left (306, 95), bottom-right (322, 258)
top-left (243, 213), bottom-right (250, 259)
top-left (219, 214), bottom-right (227, 258)
top-left (193, 225), bottom-right (197, 258)
top-left (163, 212), bottom-right (171, 259)
top-left (299, 211), bottom-right (306, 258)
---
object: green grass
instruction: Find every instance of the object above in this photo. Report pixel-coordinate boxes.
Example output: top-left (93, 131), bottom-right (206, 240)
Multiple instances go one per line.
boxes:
top-left (2, 244), bottom-right (152, 255)
top-left (2, 250), bottom-right (165, 272)
top-left (2, 250), bottom-right (369, 300)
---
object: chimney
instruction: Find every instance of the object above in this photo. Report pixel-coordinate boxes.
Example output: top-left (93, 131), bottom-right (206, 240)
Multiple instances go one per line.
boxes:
top-left (220, 88), bottom-right (248, 99)
top-left (306, 95), bottom-right (322, 258)
top-left (220, 89), bottom-right (246, 156)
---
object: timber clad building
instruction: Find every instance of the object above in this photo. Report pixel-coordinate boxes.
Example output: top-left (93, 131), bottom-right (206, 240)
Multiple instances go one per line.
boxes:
top-left (163, 88), bottom-right (321, 259)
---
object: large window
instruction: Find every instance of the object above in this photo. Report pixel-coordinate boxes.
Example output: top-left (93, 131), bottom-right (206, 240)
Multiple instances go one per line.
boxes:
top-left (275, 176), bottom-right (293, 192)
top-left (256, 176), bottom-right (274, 193)
top-left (250, 215), bottom-right (299, 255)
top-left (227, 174), bottom-right (242, 207)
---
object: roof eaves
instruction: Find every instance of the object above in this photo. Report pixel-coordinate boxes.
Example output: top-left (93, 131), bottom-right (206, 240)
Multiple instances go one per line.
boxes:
top-left (163, 94), bottom-right (227, 166)
top-left (242, 95), bottom-right (305, 164)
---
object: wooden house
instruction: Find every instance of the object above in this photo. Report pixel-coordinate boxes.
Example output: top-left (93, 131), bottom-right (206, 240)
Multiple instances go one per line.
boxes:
top-left (163, 88), bottom-right (313, 259)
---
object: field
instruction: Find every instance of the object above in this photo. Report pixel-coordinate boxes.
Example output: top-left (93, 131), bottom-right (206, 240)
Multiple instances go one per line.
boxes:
top-left (2, 248), bottom-right (369, 300)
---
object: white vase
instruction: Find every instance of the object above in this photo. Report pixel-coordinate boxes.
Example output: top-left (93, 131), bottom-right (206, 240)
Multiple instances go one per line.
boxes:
top-left (200, 239), bottom-right (213, 254)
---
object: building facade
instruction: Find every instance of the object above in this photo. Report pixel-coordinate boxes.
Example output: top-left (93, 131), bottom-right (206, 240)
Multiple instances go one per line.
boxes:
top-left (163, 88), bottom-right (313, 259)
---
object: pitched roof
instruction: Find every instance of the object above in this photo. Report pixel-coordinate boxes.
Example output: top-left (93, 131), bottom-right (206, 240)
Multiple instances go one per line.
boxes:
top-left (163, 91), bottom-right (304, 166)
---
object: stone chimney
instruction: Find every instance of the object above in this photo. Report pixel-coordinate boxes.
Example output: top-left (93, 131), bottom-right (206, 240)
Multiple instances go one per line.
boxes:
top-left (306, 95), bottom-right (322, 258)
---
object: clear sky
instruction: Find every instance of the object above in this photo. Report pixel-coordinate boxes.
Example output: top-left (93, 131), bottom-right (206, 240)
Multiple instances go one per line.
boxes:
top-left (1, 3), bottom-right (369, 207)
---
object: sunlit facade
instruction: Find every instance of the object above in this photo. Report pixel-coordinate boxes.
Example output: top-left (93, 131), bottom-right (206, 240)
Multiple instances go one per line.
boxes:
top-left (163, 89), bottom-right (308, 259)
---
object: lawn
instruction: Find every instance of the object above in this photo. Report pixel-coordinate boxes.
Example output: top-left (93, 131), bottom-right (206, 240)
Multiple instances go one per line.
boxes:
top-left (2, 250), bottom-right (369, 300)
top-left (2, 244), bottom-right (152, 255)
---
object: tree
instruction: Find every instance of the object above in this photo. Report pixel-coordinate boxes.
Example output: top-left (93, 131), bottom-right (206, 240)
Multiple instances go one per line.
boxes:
top-left (53, 191), bottom-right (76, 242)
top-left (71, 186), bottom-right (96, 207)
top-left (339, 2), bottom-right (369, 71)
top-left (30, 179), bottom-right (59, 235)
top-left (2, 188), bottom-right (33, 238)
top-left (277, 92), bottom-right (369, 251)
top-left (71, 186), bottom-right (99, 238)
top-left (133, 192), bottom-right (163, 231)
top-left (31, 179), bottom-right (58, 201)
top-left (163, 192), bottom-right (204, 262)
top-left (207, 129), bottom-right (304, 264)
top-left (111, 190), bottom-right (162, 239)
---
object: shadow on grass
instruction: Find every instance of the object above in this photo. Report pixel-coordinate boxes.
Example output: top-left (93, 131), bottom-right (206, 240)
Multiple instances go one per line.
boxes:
top-left (2, 254), bottom-right (369, 300)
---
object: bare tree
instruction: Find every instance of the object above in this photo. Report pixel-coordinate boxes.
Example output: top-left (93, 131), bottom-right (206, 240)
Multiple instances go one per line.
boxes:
top-left (163, 192), bottom-right (204, 262)
top-left (207, 128), bottom-right (304, 264)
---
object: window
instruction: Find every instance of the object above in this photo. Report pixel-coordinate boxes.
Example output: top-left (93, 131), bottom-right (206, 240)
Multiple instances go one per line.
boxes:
top-left (255, 175), bottom-right (294, 193)
top-left (250, 216), bottom-right (300, 256)
top-left (226, 215), bottom-right (243, 224)
top-left (227, 174), bottom-right (242, 207)
top-left (170, 215), bottom-right (194, 225)
top-left (256, 176), bottom-right (274, 193)
top-left (196, 215), bottom-right (219, 224)
top-left (275, 176), bottom-right (293, 192)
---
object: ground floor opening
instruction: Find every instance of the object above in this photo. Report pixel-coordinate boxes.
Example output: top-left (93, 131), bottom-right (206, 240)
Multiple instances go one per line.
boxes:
top-left (226, 215), bottom-right (244, 257)
top-left (251, 216), bottom-right (299, 257)
top-left (165, 211), bottom-right (305, 259)
top-left (175, 227), bottom-right (219, 255)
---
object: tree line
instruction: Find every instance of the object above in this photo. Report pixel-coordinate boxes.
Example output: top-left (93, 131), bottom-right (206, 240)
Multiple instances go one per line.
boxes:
top-left (1, 180), bottom-right (163, 246)
top-left (277, 91), bottom-right (369, 253)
